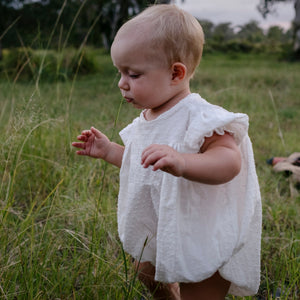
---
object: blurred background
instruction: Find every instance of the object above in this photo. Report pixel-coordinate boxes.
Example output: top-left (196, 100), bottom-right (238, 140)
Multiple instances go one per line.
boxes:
top-left (0, 0), bottom-right (299, 58)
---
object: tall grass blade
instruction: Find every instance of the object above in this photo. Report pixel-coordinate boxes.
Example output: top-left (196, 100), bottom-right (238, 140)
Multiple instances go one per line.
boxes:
top-left (0, 16), bottom-right (21, 40)
top-left (34, 0), bottom-right (67, 90)
top-left (268, 89), bottom-right (286, 152)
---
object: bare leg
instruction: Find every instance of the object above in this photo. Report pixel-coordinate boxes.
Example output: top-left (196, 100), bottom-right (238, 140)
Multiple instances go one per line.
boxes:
top-left (180, 272), bottom-right (230, 300)
top-left (135, 261), bottom-right (180, 300)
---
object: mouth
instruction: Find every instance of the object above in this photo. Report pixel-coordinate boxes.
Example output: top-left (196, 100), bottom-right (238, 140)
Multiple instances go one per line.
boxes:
top-left (124, 97), bottom-right (134, 103)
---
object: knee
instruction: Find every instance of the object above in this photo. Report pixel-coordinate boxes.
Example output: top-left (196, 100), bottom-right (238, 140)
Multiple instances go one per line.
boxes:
top-left (134, 261), bottom-right (156, 284)
top-left (180, 272), bottom-right (230, 300)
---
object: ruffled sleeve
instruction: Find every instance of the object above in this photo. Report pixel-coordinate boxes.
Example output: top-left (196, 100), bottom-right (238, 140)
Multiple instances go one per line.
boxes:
top-left (119, 117), bottom-right (140, 145)
top-left (184, 99), bottom-right (249, 150)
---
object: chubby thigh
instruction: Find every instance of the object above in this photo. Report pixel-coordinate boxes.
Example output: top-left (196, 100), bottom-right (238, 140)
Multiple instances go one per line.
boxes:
top-left (135, 260), bottom-right (230, 299)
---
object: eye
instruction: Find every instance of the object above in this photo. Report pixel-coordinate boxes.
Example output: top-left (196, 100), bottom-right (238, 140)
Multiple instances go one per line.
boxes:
top-left (129, 75), bottom-right (140, 79)
top-left (129, 73), bottom-right (140, 79)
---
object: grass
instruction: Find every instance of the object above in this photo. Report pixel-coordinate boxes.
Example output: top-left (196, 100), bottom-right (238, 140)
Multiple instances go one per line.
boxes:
top-left (0, 50), bottom-right (299, 299)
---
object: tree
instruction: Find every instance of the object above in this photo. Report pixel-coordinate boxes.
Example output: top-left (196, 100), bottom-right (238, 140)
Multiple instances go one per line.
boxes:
top-left (0, 0), bottom-right (84, 51)
top-left (0, 0), bottom-right (174, 57)
top-left (0, 0), bottom-right (20, 59)
top-left (237, 20), bottom-right (265, 43)
top-left (257, 0), bottom-right (300, 53)
top-left (99, 0), bottom-right (174, 49)
top-left (293, 0), bottom-right (300, 51)
top-left (267, 25), bottom-right (285, 41)
top-left (212, 22), bottom-right (235, 42)
top-left (199, 20), bottom-right (214, 40)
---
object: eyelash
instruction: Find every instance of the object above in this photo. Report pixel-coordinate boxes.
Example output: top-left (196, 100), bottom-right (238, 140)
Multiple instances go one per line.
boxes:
top-left (129, 74), bottom-right (140, 79)
top-left (116, 70), bottom-right (140, 79)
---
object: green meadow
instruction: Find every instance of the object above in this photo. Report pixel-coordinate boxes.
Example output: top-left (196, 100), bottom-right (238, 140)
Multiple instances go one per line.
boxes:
top-left (0, 50), bottom-right (299, 299)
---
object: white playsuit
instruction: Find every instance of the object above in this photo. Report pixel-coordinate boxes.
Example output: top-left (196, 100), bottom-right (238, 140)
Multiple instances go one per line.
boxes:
top-left (118, 93), bottom-right (262, 296)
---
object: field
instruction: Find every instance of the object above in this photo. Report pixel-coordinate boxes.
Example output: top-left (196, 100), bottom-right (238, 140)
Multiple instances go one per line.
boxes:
top-left (0, 50), bottom-right (299, 299)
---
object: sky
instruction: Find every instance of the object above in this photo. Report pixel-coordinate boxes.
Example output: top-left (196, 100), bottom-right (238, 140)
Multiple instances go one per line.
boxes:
top-left (174, 0), bottom-right (295, 31)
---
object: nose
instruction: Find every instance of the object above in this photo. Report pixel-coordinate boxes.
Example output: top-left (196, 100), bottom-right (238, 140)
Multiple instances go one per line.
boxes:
top-left (118, 75), bottom-right (129, 91)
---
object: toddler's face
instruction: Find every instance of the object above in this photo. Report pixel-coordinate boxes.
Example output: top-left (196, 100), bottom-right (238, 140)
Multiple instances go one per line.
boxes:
top-left (111, 33), bottom-right (175, 112)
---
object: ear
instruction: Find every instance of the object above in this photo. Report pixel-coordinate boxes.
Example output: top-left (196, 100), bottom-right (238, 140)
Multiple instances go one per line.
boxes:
top-left (171, 62), bottom-right (187, 84)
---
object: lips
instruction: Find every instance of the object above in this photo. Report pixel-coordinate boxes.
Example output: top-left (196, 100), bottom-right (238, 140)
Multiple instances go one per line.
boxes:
top-left (124, 97), bottom-right (133, 103)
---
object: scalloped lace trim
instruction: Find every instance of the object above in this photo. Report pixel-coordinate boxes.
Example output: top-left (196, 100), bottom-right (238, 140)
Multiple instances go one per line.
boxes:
top-left (199, 128), bottom-right (235, 148)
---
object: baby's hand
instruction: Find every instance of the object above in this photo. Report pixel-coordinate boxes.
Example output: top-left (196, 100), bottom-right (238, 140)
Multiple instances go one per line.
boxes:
top-left (72, 127), bottom-right (111, 159)
top-left (141, 144), bottom-right (185, 177)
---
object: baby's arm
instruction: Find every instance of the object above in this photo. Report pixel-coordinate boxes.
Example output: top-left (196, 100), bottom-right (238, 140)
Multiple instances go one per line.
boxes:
top-left (72, 127), bottom-right (124, 168)
top-left (141, 132), bottom-right (241, 184)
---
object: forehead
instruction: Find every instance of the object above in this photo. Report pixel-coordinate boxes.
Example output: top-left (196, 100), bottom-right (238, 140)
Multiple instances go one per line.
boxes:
top-left (112, 32), bottom-right (150, 62)
top-left (111, 26), bottom-right (167, 69)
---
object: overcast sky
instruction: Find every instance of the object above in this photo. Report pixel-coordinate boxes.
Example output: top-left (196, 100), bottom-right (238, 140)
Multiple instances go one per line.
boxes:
top-left (174, 0), bottom-right (295, 30)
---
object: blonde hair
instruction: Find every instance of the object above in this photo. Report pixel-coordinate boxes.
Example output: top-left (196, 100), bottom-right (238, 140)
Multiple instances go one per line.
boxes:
top-left (116, 4), bottom-right (204, 77)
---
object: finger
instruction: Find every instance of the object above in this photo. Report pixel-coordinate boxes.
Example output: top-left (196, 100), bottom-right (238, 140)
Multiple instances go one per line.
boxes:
top-left (76, 135), bottom-right (88, 142)
top-left (81, 130), bottom-right (92, 136)
top-left (142, 151), bottom-right (166, 168)
top-left (72, 142), bottom-right (85, 149)
top-left (141, 145), bottom-right (162, 164)
top-left (141, 150), bottom-right (156, 167)
top-left (152, 157), bottom-right (170, 171)
top-left (76, 150), bottom-right (87, 156)
top-left (141, 150), bottom-right (151, 165)
top-left (142, 144), bottom-right (160, 153)
top-left (91, 127), bottom-right (103, 138)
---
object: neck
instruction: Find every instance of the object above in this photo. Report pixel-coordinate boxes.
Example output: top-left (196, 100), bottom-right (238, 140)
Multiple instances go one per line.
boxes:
top-left (145, 87), bottom-right (191, 121)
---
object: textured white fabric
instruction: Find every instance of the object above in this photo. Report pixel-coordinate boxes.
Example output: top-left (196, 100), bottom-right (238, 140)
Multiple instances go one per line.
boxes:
top-left (118, 93), bottom-right (261, 296)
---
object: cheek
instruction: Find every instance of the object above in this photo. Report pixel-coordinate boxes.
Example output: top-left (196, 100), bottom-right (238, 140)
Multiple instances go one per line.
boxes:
top-left (132, 81), bottom-right (148, 93)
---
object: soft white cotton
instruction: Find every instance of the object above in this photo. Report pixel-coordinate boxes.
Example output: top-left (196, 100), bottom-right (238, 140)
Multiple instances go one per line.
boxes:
top-left (118, 93), bottom-right (261, 296)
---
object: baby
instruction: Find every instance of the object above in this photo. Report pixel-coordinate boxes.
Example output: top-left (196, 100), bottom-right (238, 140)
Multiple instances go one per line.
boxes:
top-left (72, 4), bottom-right (262, 299)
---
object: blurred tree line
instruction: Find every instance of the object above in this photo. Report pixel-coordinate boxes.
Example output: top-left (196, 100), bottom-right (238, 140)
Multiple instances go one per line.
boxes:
top-left (0, 0), bottom-right (296, 59)
top-left (0, 0), bottom-right (173, 59)
top-left (201, 20), bottom-right (293, 54)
